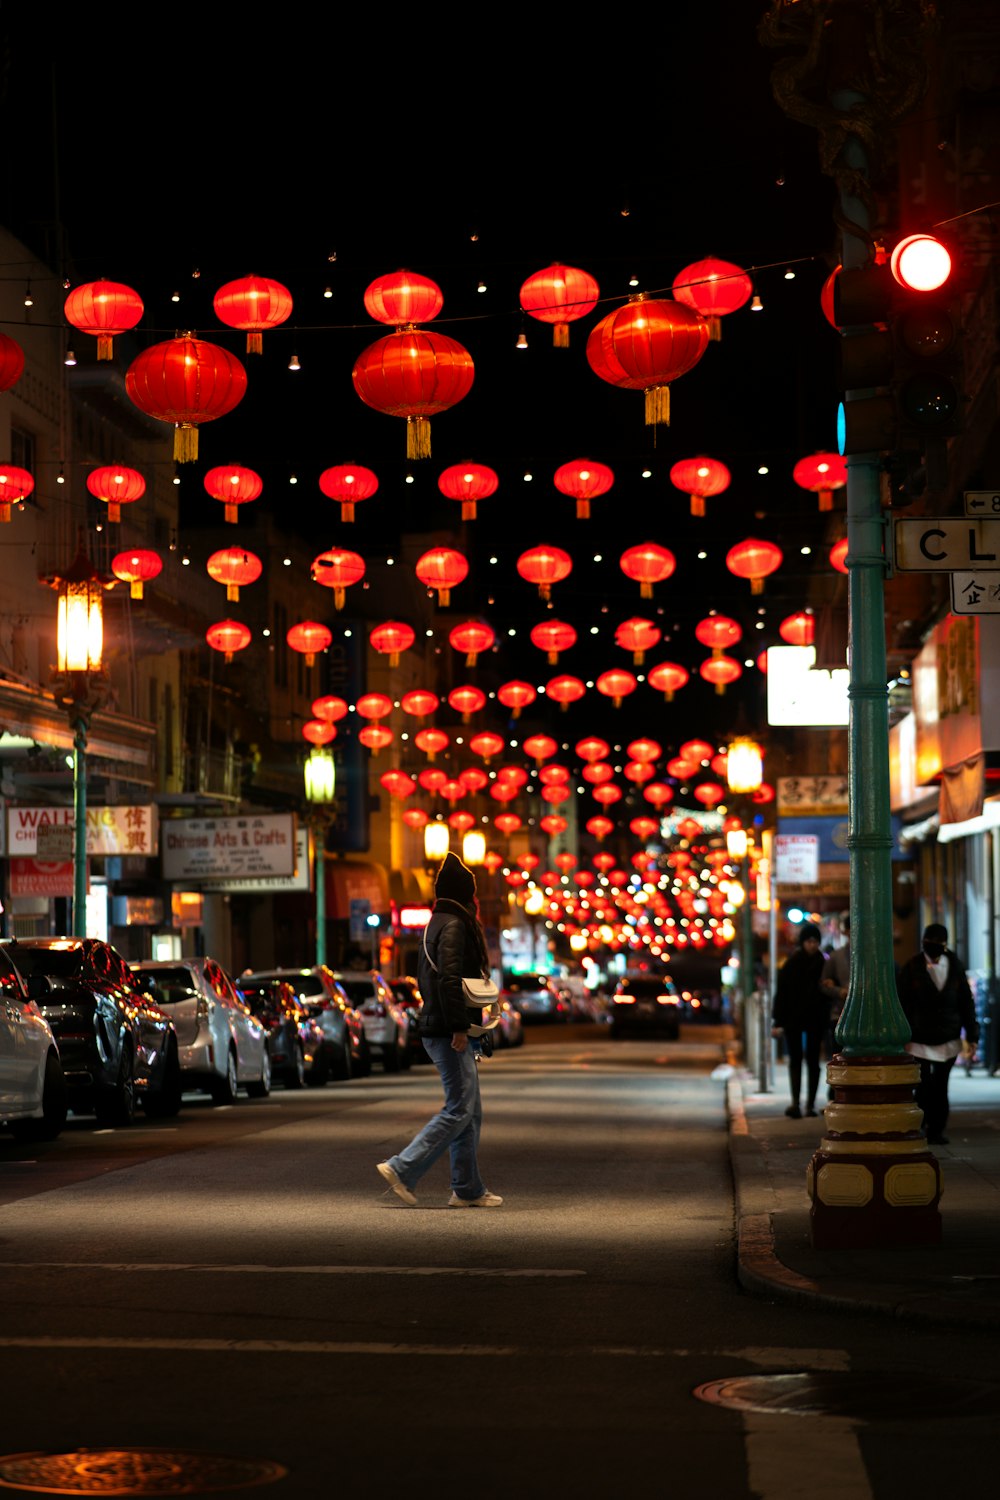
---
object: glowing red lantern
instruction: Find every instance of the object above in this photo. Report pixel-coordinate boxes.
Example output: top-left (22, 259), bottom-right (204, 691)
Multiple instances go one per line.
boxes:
top-left (415, 727), bottom-right (449, 761)
top-left (495, 813), bottom-right (522, 836)
top-left (287, 621), bottom-right (332, 667)
top-left (615, 617), bottom-right (661, 665)
top-left (520, 263), bottom-right (599, 347)
top-left (206, 619), bottom-right (251, 663)
top-left (680, 739), bottom-right (715, 765)
top-left (669, 455), bottom-right (731, 518)
top-left (496, 765), bottom-right (528, 789)
top-left (438, 462), bottom-right (498, 520)
top-left (319, 463), bottom-right (379, 523)
top-left (531, 620), bottom-right (577, 664)
top-left (449, 685), bottom-right (486, 722)
top-left (449, 620), bottom-right (495, 667)
top-left (644, 782), bottom-right (674, 811)
top-left (694, 782), bottom-right (726, 809)
top-left (726, 537), bottom-right (783, 595)
top-left (647, 661), bottom-right (689, 702)
top-left (555, 852), bottom-right (578, 874)
top-left (586, 816), bottom-right (614, 840)
top-left (440, 779), bottom-right (466, 805)
top-left (357, 693), bottom-right (393, 722)
top-left (498, 680), bottom-right (536, 718)
top-left (524, 734), bottom-right (558, 765)
top-left (553, 458), bottom-right (614, 520)
top-left (483, 850), bottom-right (504, 874)
top-left (625, 761), bottom-right (656, 785)
top-left (303, 720), bottom-right (337, 746)
top-left (313, 695), bottom-right (348, 723)
top-left (370, 620), bottom-right (415, 666)
top-left (0, 465), bottom-right (33, 523)
top-left (620, 542), bottom-right (675, 599)
top-left (539, 763), bottom-right (570, 786)
top-left (403, 807), bottom-right (430, 830)
top-left (0, 332), bottom-right (25, 392)
top-left (449, 810), bottom-right (476, 834)
top-left (112, 548), bottom-right (162, 599)
top-left (830, 538), bottom-right (849, 574)
top-left (359, 725), bottom-right (394, 753)
top-left (311, 547), bottom-right (365, 610)
top-left (517, 852), bottom-right (541, 872)
top-left (754, 782), bottom-right (776, 805)
top-left (381, 770), bottom-right (417, 799)
top-left (757, 650), bottom-right (769, 674)
top-left (352, 328), bottom-right (474, 459)
top-left (779, 611), bottom-right (815, 646)
top-left (207, 546), bottom-right (262, 602)
top-left (576, 737), bottom-right (610, 764)
top-left (203, 464), bottom-right (263, 524)
top-left (459, 767), bottom-right (489, 793)
top-left (630, 816), bottom-right (660, 841)
top-left (213, 274), bottom-right (293, 353)
top-left (491, 781), bottom-right (520, 805)
top-left (546, 675), bottom-right (586, 710)
top-left (65, 279), bottom-right (143, 360)
top-left (793, 451), bottom-right (847, 512)
top-left (470, 731), bottom-right (504, 762)
top-left (593, 783), bottom-right (623, 807)
top-left (401, 689), bottom-right (439, 718)
top-left (582, 763), bottom-right (614, 785)
top-left (672, 257), bottom-right (752, 340)
top-left (541, 784), bottom-right (570, 806)
top-left (517, 544), bottom-right (572, 600)
top-left (86, 465), bottom-right (145, 522)
top-left (699, 656), bottom-right (743, 695)
top-left (125, 336), bottom-right (247, 462)
top-left (586, 294), bottom-right (709, 426)
top-left (419, 768), bottom-right (448, 793)
top-left (596, 668), bottom-right (637, 707)
top-left (541, 815), bottom-right (568, 836)
top-left (667, 757), bottom-right (698, 780)
top-left (695, 614), bottom-right (741, 657)
top-left (416, 546), bottom-right (468, 606)
top-left (627, 738), bottom-right (661, 765)
top-left (363, 269), bottom-right (443, 326)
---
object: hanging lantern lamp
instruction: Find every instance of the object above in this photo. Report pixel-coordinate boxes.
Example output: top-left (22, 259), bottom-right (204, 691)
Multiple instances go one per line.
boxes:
top-left (206, 619), bottom-right (251, 664)
top-left (596, 668), bottom-right (638, 708)
top-left (302, 720), bottom-right (337, 746)
top-left (830, 537), bottom-right (849, 574)
top-left (0, 465), bottom-right (34, 523)
top-left (369, 620), bottom-right (415, 666)
top-left (448, 684), bottom-right (486, 722)
top-left (695, 614), bottom-right (742, 657)
top-left (546, 674), bottom-right (586, 710)
top-left (620, 542), bottom-right (676, 599)
top-left (671, 257), bottom-right (753, 340)
top-left (498, 680), bottom-right (536, 718)
top-left (519, 263), bottom-right (599, 347)
top-left (530, 619), bottom-right (577, 664)
top-left (126, 336), bottom-right (247, 462)
top-left (416, 546), bottom-right (468, 606)
top-left (401, 689), bottom-right (439, 718)
top-left (669, 455), bottom-right (731, 517)
top-left (213, 273), bottom-right (293, 353)
top-left (586, 816), bottom-right (614, 841)
top-left (438, 462), bottom-right (498, 520)
top-left (86, 465), bottom-right (145, 523)
top-left (311, 547), bottom-right (365, 609)
top-left (312, 694), bottom-right (349, 723)
top-left (779, 611), bottom-right (815, 646)
top-left (352, 327), bottom-right (474, 459)
top-left (448, 620), bottom-right (495, 667)
top-left (725, 537), bottom-right (783, 595)
top-left (553, 458), bottom-right (614, 520)
top-left (415, 727), bottom-right (450, 761)
top-left (586, 294), bottom-right (709, 426)
top-left (287, 621), bottom-right (333, 667)
top-left (319, 463), bottom-right (379, 523)
top-left (363, 268), bottom-right (444, 325)
top-left (615, 617), bottom-right (661, 665)
top-left (357, 692), bottom-right (394, 723)
top-left (65, 279), bottom-right (143, 360)
top-left (469, 731), bottom-right (505, 762)
top-left (207, 546), bottom-right (262, 602)
top-left (524, 734), bottom-right (558, 765)
top-left (203, 464), bottom-right (263, 524)
top-left (793, 451), bottom-right (848, 512)
top-left (0, 332), bottom-right (25, 392)
top-left (112, 548), bottom-right (162, 599)
top-left (699, 655), bottom-right (743, 695)
top-left (647, 661), bottom-right (689, 702)
top-left (517, 544), bottom-right (572, 600)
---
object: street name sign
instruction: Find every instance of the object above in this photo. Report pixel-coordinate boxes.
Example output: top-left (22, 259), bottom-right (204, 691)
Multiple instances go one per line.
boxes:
top-left (892, 517), bottom-right (1000, 572)
top-left (963, 491), bottom-right (1000, 516)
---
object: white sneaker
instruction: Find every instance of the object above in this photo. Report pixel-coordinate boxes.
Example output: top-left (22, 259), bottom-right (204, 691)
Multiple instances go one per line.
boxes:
top-left (377, 1161), bottom-right (417, 1205)
top-left (448, 1190), bottom-right (503, 1207)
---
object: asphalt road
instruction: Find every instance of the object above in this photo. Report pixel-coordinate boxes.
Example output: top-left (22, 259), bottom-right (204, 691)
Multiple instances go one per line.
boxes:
top-left (1, 1026), bottom-right (998, 1499)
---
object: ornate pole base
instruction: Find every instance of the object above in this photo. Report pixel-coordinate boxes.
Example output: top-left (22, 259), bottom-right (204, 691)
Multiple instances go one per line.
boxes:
top-left (807, 1054), bottom-right (942, 1249)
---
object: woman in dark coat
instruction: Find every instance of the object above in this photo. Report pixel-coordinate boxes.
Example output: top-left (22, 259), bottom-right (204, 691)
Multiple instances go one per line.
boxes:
top-left (897, 922), bottom-right (979, 1145)
top-left (771, 922), bottom-right (829, 1118)
top-left (376, 851), bottom-right (502, 1207)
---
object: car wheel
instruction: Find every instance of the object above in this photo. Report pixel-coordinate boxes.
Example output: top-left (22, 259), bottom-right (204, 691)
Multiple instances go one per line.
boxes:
top-left (96, 1041), bottom-right (136, 1127)
top-left (144, 1040), bottom-right (182, 1118)
top-left (11, 1052), bottom-right (68, 1142)
top-left (286, 1044), bottom-right (306, 1089)
top-left (329, 1039), bottom-right (352, 1082)
top-left (306, 1046), bottom-right (330, 1087)
top-left (246, 1045), bottom-right (272, 1099)
top-left (211, 1046), bottom-right (239, 1106)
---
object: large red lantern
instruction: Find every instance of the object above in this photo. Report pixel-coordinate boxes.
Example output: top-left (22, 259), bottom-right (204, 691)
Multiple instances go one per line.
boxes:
top-left (620, 543), bottom-right (675, 599)
top-left (519, 263), bottom-right (599, 347)
top-left (647, 661), bottom-right (689, 702)
top-left (319, 463), bottom-right (379, 523)
top-left (449, 620), bottom-right (495, 666)
top-left (541, 815), bottom-right (569, 837)
top-left (0, 465), bottom-right (33, 523)
top-left (438, 462), bottom-right (498, 520)
top-left (363, 269), bottom-right (444, 326)
top-left (357, 693), bottom-right (394, 723)
top-left (820, 265), bottom-right (842, 329)
top-left (726, 537), bottom-right (783, 595)
top-left (415, 727), bottom-right (449, 761)
top-left (625, 761), bottom-right (656, 785)
top-left (381, 770), bottom-right (417, 799)
top-left (470, 731), bottom-right (505, 762)
top-left (694, 782), bottom-right (726, 809)
top-left (793, 451), bottom-right (848, 512)
top-left (112, 548), bottom-right (162, 599)
top-left (695, 614), bottom-right (741, 657)
top-left (779, 610), bottom-right (815, 646)
top-left (644, 782), bottom-right (675, 811)
top-left (498, 680), bottom-right (536, 718)
top-left (86, 465), bottom-right (145, 523)
top-left (582, 762), bottom-right (614, 785)
top-left (416, 546), bottom-right (468, 606)
top-left (517, 544), bottom-right (572, 600)
top-left (370, 620), bottom-right (415, 666)
top-left (126, 337), bottom-right (247, 462)
top-left (207, 546), bottom-right (262, 602)
top-left (403, 807), bottom-right (430, 831)
top-left (287, 621), bottom-right (332, 667)
top-left (546, 674), bottom-right (586, 710)
top-left (672, 257), bottom-right (753, 340)
top-left (586, 294), bottom-right (709, 426)
top-left (680, 738), bottom-right (715, 764)
top-left (523, 734), bottom-right (558, 765)
top-left (448, 684), bottom-right (486, 722)
top-left (628, 738), bottom-right (661, 764)
top-left (0, 332), bottom-right (25, 392)
top-left (213, 274), bottom-right (293, 353)
top-left (65, 279), bottom-right (143, 360)
top-left (630, 816), bottom-right (660, 841)
top-left (596, 668), bottom-right (637, 707)
top-left (303, 720), bottom-right (337, 746)
top-left (615, 617), bottom-right (661, 665)
top-left (359, 725), bottom-right (394, 754)
top-left (539, 763), bottom-right (570, 786)
top-left (419, 768), bottom-right (448, 794)
top-left (459, 767), bottom-right (489, 793)
top-left (586, 816), bottom-right (615, 841)
top-left (669, 455), bottom-right (731, 517)
top-left (830, 537), bottom-right (849, 575)
top-left (699, 656), bottom-right (743, 695)
top-left (495, 813), bottom-right (523, 836)
top-left (593, 783), bottom-right (623, 807)
top-left (576, 736), bottom-right (610, 764)
top-left (313, 694), bottom-right (348, 723)
top-left (311, 547), bottom-right (365, 609)
top-left (531, 620), bottom-right (577, 663)
top-left (203, 464), bottom-right (263, 523)
top-left (449, 810), bottom-right (476, 834)
top-left (352, 328), bottom-right (474, 459)
top-left (553, 459), bottom-right (614, 520)
top-left (206, 619), bottom-right (251, 664)
top-left (401, 689), bottom-right (439, 718)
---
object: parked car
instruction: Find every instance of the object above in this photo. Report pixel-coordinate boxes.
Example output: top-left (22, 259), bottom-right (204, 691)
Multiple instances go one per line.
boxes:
top-left (494, 996), bottom-right (525, 1050)
top-left (240, 966), bottom-right (370, 1080)
top-left (609, 974), bottom-right (682, 1041)
top-left (131, 956), bottom-right (270, 1104)
top-left (332, 969), bottom-right (411, 1072)
top-left (499, 973), bottom-right (572, 1024)
top-left (388, 975), bottom-right (428, 1062)
top-left (0, 942), bottom-right (68, 1142)
top-left (236, 976), bottom-right (329, 1088)
top-left (4, 938), bottom-right (181, 1126)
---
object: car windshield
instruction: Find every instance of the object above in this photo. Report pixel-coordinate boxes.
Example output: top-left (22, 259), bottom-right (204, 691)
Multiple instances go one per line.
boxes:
top-left (336, 980), bottom-right (375, 1004)
top-left (135, 965), bottom-right (195, 990)
top-left (8, 943), bottom-right (82, 979)
top-left (620, 978), bottom-right (674, 998)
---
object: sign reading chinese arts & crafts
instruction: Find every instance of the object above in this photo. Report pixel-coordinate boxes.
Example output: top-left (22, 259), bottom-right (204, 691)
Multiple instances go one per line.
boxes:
top-left (200, 827), bottom-right (309, 893)
top-left (7, 805), bottom-right (158, 858)
top-left (161, 815), bottom-right (297, 881)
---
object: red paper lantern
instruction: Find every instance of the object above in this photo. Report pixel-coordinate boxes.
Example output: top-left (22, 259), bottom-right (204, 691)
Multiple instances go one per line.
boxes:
top-left (530, 620), bottom-right (577, 664)
top-left (586, 294), bottom-right (709, 426)
top-left (539, 763), bottom-right (570, 785)
top-left (593, 783), bottom-right (623, 807)
top-left (630, 816), bottom-right (660, 841)
top-left (370, 620), bottom-right (415, 666)
top-left (694, 782), bottom-right (726, 809)
top-left (669, 455), bottom-right (731, 517)
top-left (830, 538), bottom-right (849, 575)
top-left (546, 675), bottom-right (586, 710)
top-left (695, 614), bottom-right (741, 657)
top-left (672, 257), bottom-right (753, 340)
top-left (644, 782), bottom-right (674, 810)
top-left (206, 619), bottom-right (251, 663)
top-left (440, 779), bottom-right (466, 805)
top-left (523, 734), bottom-right (558, 764)
top-left (615, 617), bottom-right (661, 665)
top-left (0, 465), bottom-right (33, 523)
top-left (555, 852), bottom-right (578, 874)
top-left (401, 689), bottom-right (439, 718)
top-left (319, 463), bottom-right (379, 523)
top-left (520, 263), bottom-right (599, 347)
top-left (363, 269), bottom-right (443, 326)
top-left (207, 546), bottom-right (262, 602)
top-left (449, 810), bottom-right (476, 833)
top-left (448, 685), bottom-right (486, 722)
top-left (483, 850), bottom-right (504, 874)
top-left (620, 542), bottom-right (675, 599)
top-left (647, 661), bottom-right (689, 702)
top-left (491, 781), bottom-right (520, 805)
top-left (596, 668), bottom-right (637, 707)
top-left (495, 765), bottom-right (528, 789)
top-left (352, 328), bottom-right (474, 459)
top-left (779, 611), bottom-right (815, 646)
top-left (470, 731), bottom-right (504, 762)
top-left (112, 548), bottom-right (162, 599)
top-left (287, 621), bottom-right (332, 667)
top-left (541, 784), bottom-right (570, 806)
top-left (582, 762), bottom-right (613, 786)
top-left (0, 332), bottom-right (25, 392)
top-left (820, 265), bottom-right (842, 329)
top-left (403, 807), bottom-right (430, 830)
top-left (628, 738), bottom-right (662, 764)
top-left (586, 816), bottom-right (615, 841)
top-left (498, 680), bottom-right (536, 718)
top-left (419, 768), bottom-right (448, 793)
top-left (495, 813), bottom-right (522, 836)
top-left (459, 767), bottom-right (489, 793)
top-left (726, 537), bottom-right (783, 595)
top-left (517, 544), bottom-right (572, 600)
top-left (517, 852), bottom-right (541, 872)
top-left (311, 547), bottom-right (365, 609)
top-left (381, 769), bottom-right (417, 799)
top-left (757, 650), bottom-right (769, 674)
top-left (541, 815), bottom-right (568, 836)
top-left (126, 336), bottom-right (246, 462)
top-left (625, 761), bottom-right (656, 784)
top-left (553, 458), bottom-right (614, 520)
top-left (667, 757), bottom-right (697, 780)
top-left (438, 461), bottom-right (498, 520)
top-left (359, 724), bottom-right (394, 753)
top-left (313, 695), bottom-right (348, 723)
top-left (86, 465), bottom-right (145, 522)
top-left (680, 739), bottom-right (715, 764)
top-left (415, 727), bottom-right (449, 761)
top-left (213, 273), bottom-right (293, 353)
top-left (793, 451), bottom-right (848, 512)
top-left (65, 279), bottom-right (143, 360)
top-left (416, 546), bottom-right (468, 606)
top-left (576, 737), bottom-right (610, 764)
top-left (699, 655), bottom-right (743, 695)
top-left (357, 693), bottom-right (394, 723)
top-left (203, 464), bottom-right (263, 523)
top-left (449, 620), bottom-right (495, 667)
top-left (303, 720), bottom-right (337, 746)
top-left (754, 782), bottom-right (776, 805)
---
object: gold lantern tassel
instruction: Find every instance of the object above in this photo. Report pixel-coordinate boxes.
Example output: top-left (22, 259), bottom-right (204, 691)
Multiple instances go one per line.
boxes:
top-left (246, 332), bottom-right (263, 355)
top-left (225, 503), bottom-right (237, 523)
top-left (174, 424), bottom-right (199, 463)
top-left (389, 651), bottom-right (400, 667)
top-left (131, 581), bottom-right (143, 599)
top-left (334, 588), bottom-right (345, 611)
top-left (751, 578), bottom-right (764, 596)
top-left (553, 324), bottom-right (570, 348)
top-left (305, 653), bottom-right (316, 667)
top-left (539, 584), bottom-right (551, 601)
top-left (463, 500), bottom-right (475, 520)
top-left (97, 335), bottom-right (114, 360)
top-left (708, 317), bottom-right (722, 341)
top-left (439, 588), bottom-right (451, 607)
top-left (577, 499), bottom-right (590, 519)
top-left (108, 501), bottom-right (121, 522)
top-left (0, 502), bottom-right (9, 523)
top-left (664, 689), bottom-right (675, 702)
top-left (466, 651), bottom-right (476, 667)
top-left (342, 501), bottom-right (355, 522)
top-left (640, 583), bottom-right (653, 600)
top-left (715, 682), bottom-right (725, 696)
top-left (691, 495), bottom-right (705, 518)
top-left (227, 584), bottom-right (239, 602)
top-left (819, 489), bottom-right (833, 511)
top-left (713, 646), bottom-right (723, 659)
top-left (548, 650), bottom-right (558, 665)
top-left (645, 385), bottom-right (670, 426)
top-left (633, 650), bottom-right (645, 666)
top-left (560, 700), bottom-right (570, 712)
top-left (407, 416), bottom-right (431, 459)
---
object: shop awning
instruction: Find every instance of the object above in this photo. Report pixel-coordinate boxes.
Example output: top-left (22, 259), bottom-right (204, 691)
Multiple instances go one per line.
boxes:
top-left (325, 859), bottom-right (390, 918)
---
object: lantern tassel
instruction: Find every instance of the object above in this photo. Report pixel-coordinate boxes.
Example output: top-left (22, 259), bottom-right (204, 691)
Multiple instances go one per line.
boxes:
top-left (174, 425), bottom-right (199, 463)
top-left (708, 317), bottom-right (722, 341)
top-left (225, 503), bottom-right (237, 523)
top-left (819, 488), bottom-right (833, 511)
top-left (439, 588), bottom-right (451, 607)
top-left (751, 578), bottom-right (764, 595)
top-left (553, 324), bottom-right (570, 348)
top-left (131, 581), bottom-right (143, 599)
top-left (640, 583), bottom-right (653, 600)
top-left (577, 499), bottom-right (590, 520)
top-left (691, 495), bottom-right (705, 518)
top-left (462, 500), bottom-right (475, 520)
top-left (108, 502), bottom-right (121, 522)
top-left (645, 385), bottom-right (670, 426)
top-left (227, 584), bottom-right (239, 602)
top-left (715, 682), bottom-right (725, 696)
top-left (342, 502), bottom-right (355, 522)
top-left (0, 503), bottom-right (9, 523)
top-left (246, 332), bottom-right (263, 355)
top-left (97, 335), bottom-right (114, 360)
top-left (548, 650), bottom-right (558, 665)
top-left (406, 416), bottom-right (431, 460)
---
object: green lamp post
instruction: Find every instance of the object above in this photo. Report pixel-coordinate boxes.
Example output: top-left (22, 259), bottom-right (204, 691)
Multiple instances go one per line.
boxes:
top-left (303, 745), bottom-right (336, 968)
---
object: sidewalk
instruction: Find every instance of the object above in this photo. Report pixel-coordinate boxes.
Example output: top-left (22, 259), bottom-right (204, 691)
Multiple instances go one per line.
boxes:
top-left (726, 1059), bottom-right (1000, 1328)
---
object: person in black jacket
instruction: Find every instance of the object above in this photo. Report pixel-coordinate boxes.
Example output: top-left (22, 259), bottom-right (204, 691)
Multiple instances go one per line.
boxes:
top-left (376, 851), bottom-right (502, 1208)
top-left (771, 922), bottom-right (829, 1119)
top-left (897, 921), bottom-right (979, 1145)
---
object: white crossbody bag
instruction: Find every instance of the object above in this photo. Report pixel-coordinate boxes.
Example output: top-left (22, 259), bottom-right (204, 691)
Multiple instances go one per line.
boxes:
top-left (422, 926), bottom-right (502, 1035)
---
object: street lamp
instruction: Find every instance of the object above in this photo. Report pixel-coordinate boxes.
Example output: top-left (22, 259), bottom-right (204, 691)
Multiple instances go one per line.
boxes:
top-left (424, 820), bottom-right (449, 864)
top-left (726, 738), bottom-right (765, 1085)
top-left (303, 745), bottom-right (336, 967)
top-left (462, 828), bottom-right (486, 867)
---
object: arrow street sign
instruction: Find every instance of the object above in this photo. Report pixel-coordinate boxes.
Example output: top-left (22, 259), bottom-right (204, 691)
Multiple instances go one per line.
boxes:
top-left (892, 516), bottom-right (1000, 572)
top-left (950, 572), bottom-right (1000, 614)
top-left (964, 490), bottom-right (1000, 516)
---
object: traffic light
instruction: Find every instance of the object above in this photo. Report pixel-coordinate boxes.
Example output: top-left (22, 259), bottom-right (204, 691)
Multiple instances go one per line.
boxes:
top-left (834, 235), bottom-right (963, 484)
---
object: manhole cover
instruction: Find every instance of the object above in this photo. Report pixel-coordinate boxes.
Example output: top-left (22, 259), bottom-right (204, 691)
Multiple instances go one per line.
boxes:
top-left (693, 1372), bottom-right (1000, 1421)
top-left (0, 1449), bottom-right (287, 1495)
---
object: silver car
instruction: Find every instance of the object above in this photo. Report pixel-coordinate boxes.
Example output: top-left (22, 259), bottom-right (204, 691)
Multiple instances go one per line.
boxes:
top-left (132, 956), bottom-right (271, 1104)
top-left (0, 944), bottom-right (67, 1142)
top-left (332, 969), bottom-right (411, 1073)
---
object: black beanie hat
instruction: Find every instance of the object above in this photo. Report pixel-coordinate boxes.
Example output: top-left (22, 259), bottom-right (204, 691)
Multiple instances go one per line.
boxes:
top-left (799, 922), bottom-right (822, 945)
top-left (435, 850), bottom-right (477, 905)
top-left (923, 922), bottom-right (948, 945)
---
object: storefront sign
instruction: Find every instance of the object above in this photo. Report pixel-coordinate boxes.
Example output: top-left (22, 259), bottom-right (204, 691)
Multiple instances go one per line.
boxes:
top-left (7, 805), bottom-right (158, 857)
top-left (200, 827), bottom-right (310, 893)
top-left (161, 814), bottom-right (297, 881)
top-left (774, 834), bottom-right (819, 886)
top-left (777, 775), bottom-right (849, 817)
top-left (9, 858), bottom-right (76, 897)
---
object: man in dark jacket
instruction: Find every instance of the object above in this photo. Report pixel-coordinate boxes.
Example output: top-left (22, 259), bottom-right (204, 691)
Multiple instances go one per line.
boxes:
top-left (771, 922), bottom-right (829, 1119)
top-left (376, 851), bottom-right (502, 1207)
top-left (897, 922), bottom-right (979, 1145)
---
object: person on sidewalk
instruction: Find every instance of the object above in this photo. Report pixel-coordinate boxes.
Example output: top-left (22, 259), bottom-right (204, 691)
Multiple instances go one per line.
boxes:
top-left (897, 921), bottom-right (979, 1145)
top-left (820, 912), bottom-right (851, 1062)
top-left (771, 922), bottom-right (829, 1118)
top-left (376, 851), bottom-right (502, 1209)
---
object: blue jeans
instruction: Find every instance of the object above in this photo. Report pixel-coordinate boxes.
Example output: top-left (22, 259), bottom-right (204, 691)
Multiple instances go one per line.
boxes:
top-left (386, 1036), bottom-right (484, 1200)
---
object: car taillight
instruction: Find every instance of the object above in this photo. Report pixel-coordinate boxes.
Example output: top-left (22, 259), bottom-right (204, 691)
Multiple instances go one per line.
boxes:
top-left (657, 994), bottom-right (680, 1006)
top-left (613, 994), bottom-right (635, 1005)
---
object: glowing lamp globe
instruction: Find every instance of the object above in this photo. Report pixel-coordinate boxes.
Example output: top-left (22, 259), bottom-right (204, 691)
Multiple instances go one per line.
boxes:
top-left (553, 458), bottom-right (614, 520)
top-left (647, 661), bottom-right (689, 702)
top-left (287, 621), bottom-right (332, 667)
top-left (620, 542), bottom-right (675, 599)
top-left (319, 463), bottom-right (379, 523)
top-left (438, 461), bottom-right (498, 520)
top-left (424, 821), bottom-right (450, 861)
top-left (517, 544), bottom-right (572, 600)
top-left (370, 620), bottom-right (415, 666)
top-left (416, 547), bottom-right (468, 606)
top-left (779, 611), bottom-right (815, 646)
top-left (86, 465), bottom-right (145, 522)
top-left (793, 451), bottom-right (847, 512)
top-left (363, 269), bottom-right (444, 325)
top-left (207, 546), bottom-right (262, 602)
top-left (311, 548), bottom-right (365, 610)
top-left (726, 737), bottom-right (764, 794)
top-left (520, 263), bottom-right (599, 347)
top-left (670, 455), bottom-right (731, 517)
top-left (448, 684), bottom-right (486, 722)
top-left (596, 668), bottom-right (637, 707)
top-left (213, 273), bottom-right (293, 353)
top-left (615, 617), bottom-right (661, 665)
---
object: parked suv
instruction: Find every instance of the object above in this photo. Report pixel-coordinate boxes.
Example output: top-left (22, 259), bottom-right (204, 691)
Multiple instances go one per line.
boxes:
top-left (0, 942), bottom-right (68, 1141)
top-left (237, 976), bottom-right (328, 1088)
top-left (332, 969), bottom-right (411, 1073)
top-left (131, 956), bottom-right (270, 1104)
top-left (240, 966), bottom-right (370, 1080)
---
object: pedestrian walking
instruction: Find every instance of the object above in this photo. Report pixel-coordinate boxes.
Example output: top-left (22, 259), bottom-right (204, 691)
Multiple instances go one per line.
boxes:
top-left (771, 922), bottom-right (829, 1118)
top-left (897, 921), bottom-right (979, 1145)
top-left (376, 851), bottom-right (502, 1208)
top-left (820, 913), bottom-right (851, 1061)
